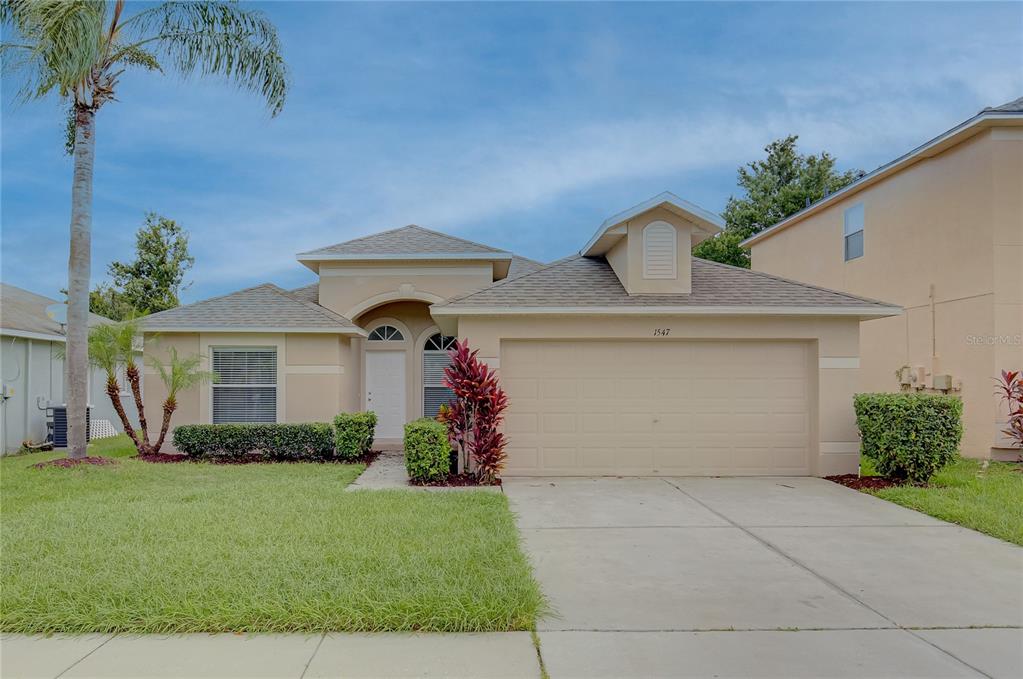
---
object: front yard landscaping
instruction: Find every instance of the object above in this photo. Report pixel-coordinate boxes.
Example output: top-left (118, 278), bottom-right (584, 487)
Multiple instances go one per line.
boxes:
top-left (858, 455), bottom-right (1023, 546)
top-left (1, 436), bottom-right (545, 634)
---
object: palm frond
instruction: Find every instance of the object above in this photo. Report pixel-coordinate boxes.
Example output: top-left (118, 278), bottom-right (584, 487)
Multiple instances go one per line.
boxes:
top-left (119, 1), bottom-right (287, 115)
top-left (146, 346), bottom-right (218, 400)
top-left (110, 43), bottom-right (161, 72)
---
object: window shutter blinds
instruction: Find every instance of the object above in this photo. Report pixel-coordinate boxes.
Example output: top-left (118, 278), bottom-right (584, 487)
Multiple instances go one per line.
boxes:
top-left (422, 334), bottom-right (456, 418)
top-left (212, 348), bottom-right (277, 423)
top-left (643, 222), bottom-right (677, 279)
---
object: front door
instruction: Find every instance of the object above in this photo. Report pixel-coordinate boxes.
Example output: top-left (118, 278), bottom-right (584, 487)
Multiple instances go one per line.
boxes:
top-left (366, 350), bottom-right (406, 439)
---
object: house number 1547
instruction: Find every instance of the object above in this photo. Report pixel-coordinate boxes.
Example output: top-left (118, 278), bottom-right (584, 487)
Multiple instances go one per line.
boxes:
top-left (653, 328), bottom-right (671, 336)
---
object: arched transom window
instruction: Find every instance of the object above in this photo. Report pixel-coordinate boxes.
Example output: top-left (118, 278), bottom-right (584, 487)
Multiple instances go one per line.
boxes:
top-left (423, 333), bottom-right (456, 417)
top-left (367, 325), bottom-right (405, 342)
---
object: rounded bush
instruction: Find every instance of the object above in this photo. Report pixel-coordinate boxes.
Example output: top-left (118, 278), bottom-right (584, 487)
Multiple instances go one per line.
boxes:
top-left (403, 418), bottom-right (451, 483)
top-left (333, 411), bottom-right (377, 460)
top-left (853, 393), bottom-right (963, 483)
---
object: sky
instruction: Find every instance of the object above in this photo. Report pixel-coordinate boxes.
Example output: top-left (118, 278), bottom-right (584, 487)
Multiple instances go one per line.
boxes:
top-left (2, 1), bottom-right (1021, 304)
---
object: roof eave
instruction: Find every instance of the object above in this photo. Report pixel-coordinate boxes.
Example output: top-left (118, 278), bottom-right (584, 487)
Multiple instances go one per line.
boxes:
top-left (431, 304), bottom-right (902, 320)
top-left (140, 325), bottom-right (367, 337)
top-left (741, 111), bottom-right (1023, 248)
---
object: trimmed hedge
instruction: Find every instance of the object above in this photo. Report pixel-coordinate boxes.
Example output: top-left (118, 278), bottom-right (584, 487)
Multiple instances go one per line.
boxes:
top-left (403, 418), bottom-right (451, 483)
top-left (854, 393), bottom-right (963, 483)
top-left (172, 423), bottom-right (336, 461)
top-left (333, 411), bottom-right (377, 461)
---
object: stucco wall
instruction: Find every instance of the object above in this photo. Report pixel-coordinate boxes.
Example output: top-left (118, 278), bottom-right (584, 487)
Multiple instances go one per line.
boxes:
top-left (143, 332), bottom-right (353, 447)
top-left (749, 128), bottom-right (1023, 457)
top-left (317, 262), bottom-right (493, 320)
top-left (452, 314), bottom-right (862, 476)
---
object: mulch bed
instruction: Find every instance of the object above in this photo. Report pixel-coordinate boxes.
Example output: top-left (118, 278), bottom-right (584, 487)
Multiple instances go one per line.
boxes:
top-left (825, 474), bottom-right (909, 491)
top-left (410, 472), bottom-right (502, 488)
top-left (32, 456), bottom-right (118, 469)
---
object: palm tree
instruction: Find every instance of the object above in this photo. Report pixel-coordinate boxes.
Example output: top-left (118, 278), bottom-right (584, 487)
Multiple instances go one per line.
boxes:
top-left (1, 1), bottom-right (287, 458)
top-left (147, 347), bottom-right (216, 453)
top-left (80, 319), bottom-right (141, 450)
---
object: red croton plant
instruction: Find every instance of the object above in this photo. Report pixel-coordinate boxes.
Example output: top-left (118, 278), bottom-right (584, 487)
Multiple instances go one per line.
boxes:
top-left (441, 339), bottom-right (509, 483)
top-left (995, 370), bottom-right (1023, 453)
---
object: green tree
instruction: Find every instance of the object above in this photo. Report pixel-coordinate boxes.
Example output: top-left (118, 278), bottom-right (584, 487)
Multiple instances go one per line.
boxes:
top-left (93, 213), bottom-right (195, 319)
top-left (694, 135), bottom-right (863, 268)
top-left (2, 0), bottom-right (287, 458)
top-left (147, 347), bottom-right (217, 453)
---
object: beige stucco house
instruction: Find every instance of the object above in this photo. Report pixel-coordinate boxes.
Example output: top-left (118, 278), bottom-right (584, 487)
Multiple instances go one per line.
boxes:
top-left (142, 193), bottom-right (899, 476)
top-left (743, 97), bottom-right (1023, 460)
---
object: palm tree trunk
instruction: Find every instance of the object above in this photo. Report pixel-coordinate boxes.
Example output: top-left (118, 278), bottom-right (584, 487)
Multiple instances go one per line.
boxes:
top-left (152, 397), bottom-right (177, 454)
top-left (105, 376), bottom-right (141, 451)
top-left (65, 105), bottom-right (96, 459)
top-left (126, 364), bottom-right (150, 448)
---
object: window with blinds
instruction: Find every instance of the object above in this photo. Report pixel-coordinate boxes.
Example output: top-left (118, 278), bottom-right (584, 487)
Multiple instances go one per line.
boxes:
top-left (643, 221), bottom-right (677, 279)
top-left (423, 334), bottom-right (456, 418)
top-left (211, 347), bottom-right (277, 423)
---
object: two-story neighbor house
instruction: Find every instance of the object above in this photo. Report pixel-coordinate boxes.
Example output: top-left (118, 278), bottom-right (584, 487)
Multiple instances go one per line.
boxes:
top-left (142, 193), bottom-right (899, 476)
top-left (743, 98), bottom-right (1023, 459)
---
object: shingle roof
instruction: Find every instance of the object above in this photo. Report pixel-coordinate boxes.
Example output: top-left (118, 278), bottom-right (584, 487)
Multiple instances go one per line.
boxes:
top-left (435, 256), bottom-right (898, 312)
top-left (982, 96), bottom-right (1023, 113)
top-left (1, 283), bottom-right (111, 338)
top-left (288, 282), bottom-right (319, 304)
top-left (141, 283), bottom-right (360, 333)
top-left (298, 225), bottom-right (512, 259)
top-left (507, 255), bottom-right (545, 279)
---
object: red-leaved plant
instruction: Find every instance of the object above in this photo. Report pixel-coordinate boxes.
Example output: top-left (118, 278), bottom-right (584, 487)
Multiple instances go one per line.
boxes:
top-left (995, 370), bottom-right (1023, 454)
top-left (442, 339), bottom-right (509, 483)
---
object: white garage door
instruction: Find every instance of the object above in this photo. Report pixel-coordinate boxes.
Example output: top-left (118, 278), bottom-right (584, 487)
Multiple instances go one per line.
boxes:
top-left (501, 340), bottom-right (812, 476)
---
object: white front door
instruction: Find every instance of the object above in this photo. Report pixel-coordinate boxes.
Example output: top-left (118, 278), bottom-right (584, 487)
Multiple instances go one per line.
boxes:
top-left (366, 350), bottom-right (406, 439)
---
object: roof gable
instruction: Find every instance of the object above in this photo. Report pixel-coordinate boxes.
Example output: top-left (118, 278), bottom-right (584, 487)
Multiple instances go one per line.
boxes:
top-left (141, 283), bottom-right (362, 334)
top-left (297, 225), bottom-right (512, 259)
top-left (581, 192), bottom-right (724, 257)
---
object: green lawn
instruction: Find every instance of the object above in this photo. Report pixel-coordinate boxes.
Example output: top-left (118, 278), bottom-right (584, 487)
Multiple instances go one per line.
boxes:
top-left (859, 456), bottom-right (1023, 546)
top-left (1, 436), bottom-right (545, 634)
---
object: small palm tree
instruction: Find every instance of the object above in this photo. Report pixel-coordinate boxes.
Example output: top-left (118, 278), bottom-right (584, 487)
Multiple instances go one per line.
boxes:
top-left (147, 347), bottom-right (217, 453)
top-left (82, 319), bottom-right (142, 450)
top-left (2, 0), bottom-right (288, 458)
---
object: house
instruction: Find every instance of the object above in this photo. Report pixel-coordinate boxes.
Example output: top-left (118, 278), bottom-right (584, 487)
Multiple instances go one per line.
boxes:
top-left (141, 194), bottom-right (899, 476)
top-left (0, 283), bottom-right (140, 454)
top-left (742, 97), bottom-right (1023, 460)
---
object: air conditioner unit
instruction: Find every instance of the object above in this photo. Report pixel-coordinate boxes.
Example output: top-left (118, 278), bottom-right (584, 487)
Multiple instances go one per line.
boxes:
top-left (47, 405), bottom-right (92, 448)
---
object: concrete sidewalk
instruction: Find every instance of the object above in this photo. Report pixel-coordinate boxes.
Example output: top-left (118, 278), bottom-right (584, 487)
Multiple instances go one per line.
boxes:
top-left (1, 632), bottom-right (541, 679)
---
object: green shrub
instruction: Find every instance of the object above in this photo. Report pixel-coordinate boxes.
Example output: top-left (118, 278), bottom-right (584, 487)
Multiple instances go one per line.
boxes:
top-left (333, 411), bottom-right (377, 460)
top-left (404, 418), bottom-right (451, 483)
top-left (853, 393), bottom-right (963, 483)
top-left (172, 423), bottom-right (335, 461)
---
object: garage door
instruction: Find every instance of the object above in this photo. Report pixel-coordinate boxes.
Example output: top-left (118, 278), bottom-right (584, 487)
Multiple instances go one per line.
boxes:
top-left (501, 340), bottom-right (812, 476)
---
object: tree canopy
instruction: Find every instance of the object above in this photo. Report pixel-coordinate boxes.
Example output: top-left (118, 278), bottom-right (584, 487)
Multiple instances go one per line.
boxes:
top-left (90, 213), bottom-right (195, 320)
top-left (694, 135), bottom-right (863, 267)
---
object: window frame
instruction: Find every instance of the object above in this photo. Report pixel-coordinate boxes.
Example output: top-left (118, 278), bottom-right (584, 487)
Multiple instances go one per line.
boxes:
top-left (843, 203), bottom-right (865, 261)
top-left (422, 333), bottom-right (457, 418)
top-left (367, 325), bottom-right (406, 342)
top-left (210, 346), bottom-right (278, 424)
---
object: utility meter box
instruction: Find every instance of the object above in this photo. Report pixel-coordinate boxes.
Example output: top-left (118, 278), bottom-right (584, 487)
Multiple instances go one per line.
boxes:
top-left (932, 374), bottom-right (953, 391)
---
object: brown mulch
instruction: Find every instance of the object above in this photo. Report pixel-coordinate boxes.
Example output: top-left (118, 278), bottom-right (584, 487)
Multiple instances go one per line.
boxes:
top-left (410, 472), bottom-right (502, 488)
top-left (825, 474), bottom-right (908, 491)
top-left (32, 456), bottom-right (118, 469)
top-left (137, 452), bottom-right (190, 464)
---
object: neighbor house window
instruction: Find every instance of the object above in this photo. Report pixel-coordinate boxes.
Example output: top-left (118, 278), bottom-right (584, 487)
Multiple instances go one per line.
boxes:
top-left (423, 333), bottom-right (456, 418)
top-left (211, 347), bottom-right (277, 423)
top-left (643, 221), bottom-right (677, 279)
top-left (844, 203), bottom-right (864, 261)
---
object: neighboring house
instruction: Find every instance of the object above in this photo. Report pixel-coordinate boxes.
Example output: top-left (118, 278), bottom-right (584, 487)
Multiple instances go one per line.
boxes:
top-left (141, 197), bottom-right (899, 476)
top-left (742, 97), bottom-right (1023, 460)
top-left (0, 283), bottom-right (140, 454)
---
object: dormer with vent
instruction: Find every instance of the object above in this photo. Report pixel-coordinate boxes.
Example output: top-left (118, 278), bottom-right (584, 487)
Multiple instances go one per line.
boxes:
top-left (580, 192), bottom-right (724, 295)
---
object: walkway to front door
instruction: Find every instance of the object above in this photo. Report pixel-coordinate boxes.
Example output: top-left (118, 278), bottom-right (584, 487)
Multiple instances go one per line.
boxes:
top-left (365, 350), bottom-right (406, 439)
top-left (504, 476), bottom-right (1022, 678)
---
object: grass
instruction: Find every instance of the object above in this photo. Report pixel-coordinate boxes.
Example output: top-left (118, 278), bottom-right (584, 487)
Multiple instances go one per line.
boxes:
top-left (858, 455), bottom-right (1023, 546)
top-left (1, 436), bottom-right (545, 634)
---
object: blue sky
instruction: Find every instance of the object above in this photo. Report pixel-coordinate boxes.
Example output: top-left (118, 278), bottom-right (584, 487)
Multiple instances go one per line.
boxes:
top-left (2, 1), bottom-right (1021, 303)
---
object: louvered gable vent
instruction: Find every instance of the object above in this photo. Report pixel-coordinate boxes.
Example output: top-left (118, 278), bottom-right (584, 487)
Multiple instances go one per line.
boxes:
top-left (643, 221), bottom-right (677, 279)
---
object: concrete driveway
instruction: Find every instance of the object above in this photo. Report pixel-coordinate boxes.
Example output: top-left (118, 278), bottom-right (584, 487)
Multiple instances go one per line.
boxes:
top-left (504, 477), bottom-right (1023, 678)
